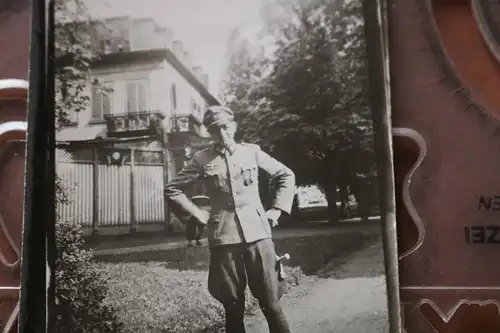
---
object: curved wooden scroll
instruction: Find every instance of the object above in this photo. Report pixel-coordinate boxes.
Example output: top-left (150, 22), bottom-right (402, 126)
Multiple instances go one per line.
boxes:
top-left (0, 2), bottom-right (31, 333)
top-left (389, 0), bottom-right (500, 331)
top-left (392, 128), bottom-right (427, 261)
top-left (471, 0), bottom-right (500, 64)
top-left (0, 84), bottom-right (28, 333)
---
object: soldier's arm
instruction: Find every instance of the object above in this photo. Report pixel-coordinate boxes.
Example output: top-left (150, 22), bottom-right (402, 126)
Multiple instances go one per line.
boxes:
top-left (255, 145), bottom-right (296, 214)
top-left (164, 157), bottom-right (208, 224)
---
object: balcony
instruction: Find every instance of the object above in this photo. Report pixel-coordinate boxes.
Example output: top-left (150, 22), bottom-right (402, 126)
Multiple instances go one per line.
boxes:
top-left (105, 111), bottom-right (165, 138)
top-left (169, 114), bottom-right (202, 134)
top-left (168, 114), bottom-right (202, 146)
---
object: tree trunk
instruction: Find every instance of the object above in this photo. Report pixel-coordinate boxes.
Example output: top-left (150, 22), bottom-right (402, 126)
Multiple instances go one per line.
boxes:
top-left (322, 183), bottom-right (339, 223)
top-left (350, 175), bottom-right (370, 221)
top-left (337, 178), bottom-right (351, 219)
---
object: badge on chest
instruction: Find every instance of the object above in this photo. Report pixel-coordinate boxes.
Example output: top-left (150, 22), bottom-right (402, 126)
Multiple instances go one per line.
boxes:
top-left (240, 163), bottom-right (257, 186)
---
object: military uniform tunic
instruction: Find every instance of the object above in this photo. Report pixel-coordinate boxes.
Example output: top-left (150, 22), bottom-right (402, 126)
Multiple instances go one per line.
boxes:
top-left (164, 142), bottom-right (296, 246)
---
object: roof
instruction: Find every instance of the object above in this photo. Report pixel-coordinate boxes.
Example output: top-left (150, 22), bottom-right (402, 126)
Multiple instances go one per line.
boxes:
top-left (56, 17), bottom-right (222, 107)
top-left (55, 135), bottom-right (157, 148)
top-left (92, 48), bottom-right (222, 106)
top-left (55, 135), bottom-right (215, 149)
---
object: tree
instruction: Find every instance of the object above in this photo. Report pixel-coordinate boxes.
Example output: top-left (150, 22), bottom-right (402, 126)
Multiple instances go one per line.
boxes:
top-left (53, 3), bottom-right (123, 331)
top-left (54, 0), bottom-right (108, 127)
top-left (220, 28), bottom-right (273, 143)
top-left (221, 0), bottom-right (377, 221)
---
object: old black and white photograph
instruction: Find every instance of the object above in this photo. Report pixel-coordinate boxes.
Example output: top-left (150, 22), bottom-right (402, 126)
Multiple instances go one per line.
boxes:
top-left (53, 0), bottom-right (390, 332)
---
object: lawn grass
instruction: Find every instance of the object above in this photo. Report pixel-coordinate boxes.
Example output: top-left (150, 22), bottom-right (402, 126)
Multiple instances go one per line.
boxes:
top-left (93, 231), bottom-right (373, 333)
top-left (95, 262), bottom-right (224, 333)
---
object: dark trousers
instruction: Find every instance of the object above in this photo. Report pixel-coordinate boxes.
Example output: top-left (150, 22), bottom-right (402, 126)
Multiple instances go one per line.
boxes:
top-left (185, 220), bottom-right (205, 241)
top-left (208, 238), bottom-right (291, 333)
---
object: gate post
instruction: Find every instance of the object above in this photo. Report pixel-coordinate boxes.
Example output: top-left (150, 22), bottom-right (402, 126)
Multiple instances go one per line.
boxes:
top-left (91, 147), bottom-right (99, 237)
top-left (163, 149), bottom-right (171, 234)
top-left (129, 149), bottom-right (137, 233)
top-left (163, 148), bottom-right (173, 235)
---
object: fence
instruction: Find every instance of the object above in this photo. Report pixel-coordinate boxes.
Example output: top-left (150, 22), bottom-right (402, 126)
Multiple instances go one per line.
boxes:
top-left (56, 146), bottom-right (167, 233)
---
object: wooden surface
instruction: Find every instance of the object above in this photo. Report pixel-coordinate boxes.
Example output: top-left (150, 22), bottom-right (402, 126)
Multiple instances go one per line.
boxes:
top-left (0, 2), bottom-right (31, 333)
top-left (391, 0), bottom-right (500, 331)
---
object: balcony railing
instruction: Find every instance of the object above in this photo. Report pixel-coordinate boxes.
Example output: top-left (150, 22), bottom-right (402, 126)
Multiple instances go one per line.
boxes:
top-left (169, 114), bottom-right (201, 135)
top-left (105, 111), bottom-right (165, 138)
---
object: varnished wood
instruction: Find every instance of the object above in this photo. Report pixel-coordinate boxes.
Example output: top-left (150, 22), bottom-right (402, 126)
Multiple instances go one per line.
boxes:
top-left (0, 2), bottom-right (31, 333)
top-left (390, 0), bottom-right (500, 331)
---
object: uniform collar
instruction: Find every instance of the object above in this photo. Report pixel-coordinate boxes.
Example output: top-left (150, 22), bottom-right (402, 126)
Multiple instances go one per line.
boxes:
top-left (215, 142), bottom-right (237, 156)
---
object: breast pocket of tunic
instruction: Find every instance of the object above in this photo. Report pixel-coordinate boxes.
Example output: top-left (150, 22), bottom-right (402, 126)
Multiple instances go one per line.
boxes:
top-left (240, 163), bottom-right (258, 187)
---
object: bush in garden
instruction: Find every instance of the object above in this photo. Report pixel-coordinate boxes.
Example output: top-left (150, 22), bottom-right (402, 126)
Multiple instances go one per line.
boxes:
top-left (55, 219), bottom-right (124, 333)
top-left (55, 174), bottom-right (123, 333)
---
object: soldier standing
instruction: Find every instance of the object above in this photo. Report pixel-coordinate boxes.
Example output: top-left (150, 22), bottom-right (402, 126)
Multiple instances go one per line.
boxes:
top-left (164, 105), bottom-right (295, 333)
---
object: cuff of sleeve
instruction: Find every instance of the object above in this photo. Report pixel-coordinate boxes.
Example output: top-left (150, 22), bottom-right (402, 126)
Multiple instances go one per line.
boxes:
top-left (167, 194), bottom-right (208, 223)
top-left (191, 210), bottom-right (209, 224)
top-left (272, 203), bottom-right (291, 215)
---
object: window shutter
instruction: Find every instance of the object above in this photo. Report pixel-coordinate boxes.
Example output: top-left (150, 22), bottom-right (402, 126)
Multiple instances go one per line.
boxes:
top-left (91, 85), bottom-right (102, 120)
top-left (102, 92), bottom-right (111, 116)
top-left (70, 110), bottom-right (78, 123)
top-left (127, 81), bottom-right (138, 113)
top-left (171, 84), bottom-right (177, 111)
top-left (138, 81), bottom-right (148, 111)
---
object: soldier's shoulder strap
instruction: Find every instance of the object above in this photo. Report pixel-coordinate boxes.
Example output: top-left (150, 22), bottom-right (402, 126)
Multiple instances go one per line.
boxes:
top-left (239, 141), bottom-right (260, 150)
top-left (239, 142), bottom-right (262, 164)
top-left (192, 147), bottom-right (216, 165)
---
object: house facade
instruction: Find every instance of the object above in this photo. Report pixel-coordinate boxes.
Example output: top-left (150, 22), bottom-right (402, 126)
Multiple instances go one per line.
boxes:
top-left (56, 17), bottom-right (220, 235)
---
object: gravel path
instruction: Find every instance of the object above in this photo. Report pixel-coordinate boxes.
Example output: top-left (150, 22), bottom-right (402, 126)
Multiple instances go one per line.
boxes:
top-left (91, 218), bottom-right (389, 333)
top-left (245, 238), bottom-right (389, 333)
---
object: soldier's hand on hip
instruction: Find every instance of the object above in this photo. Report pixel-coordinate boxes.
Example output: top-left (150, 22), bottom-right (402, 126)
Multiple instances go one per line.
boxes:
top-left (265, 208), bottom-right (282, 227)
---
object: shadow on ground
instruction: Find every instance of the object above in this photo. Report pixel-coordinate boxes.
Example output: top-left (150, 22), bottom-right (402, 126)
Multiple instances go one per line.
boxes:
top-left (316, 236), bottom-right (386, 279)
top-left (84, 219), bottom-right (379, 251)
top-left (340, 311), bottom-right (390, 333)
top-left (93, 231), bottom-right (382, 279)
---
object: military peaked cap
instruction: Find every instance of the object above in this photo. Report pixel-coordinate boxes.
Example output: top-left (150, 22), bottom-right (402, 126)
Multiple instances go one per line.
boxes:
top-left (203, 105), bottom-right (234, 129)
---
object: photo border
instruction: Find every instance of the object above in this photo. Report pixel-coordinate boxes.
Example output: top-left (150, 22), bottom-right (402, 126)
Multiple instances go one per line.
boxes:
top-left (42, 0), bottom-right (402, 332)
top-left (362, 0), bottom-right (402, 332)
top-left (19, 0), bottom-right (51, 331)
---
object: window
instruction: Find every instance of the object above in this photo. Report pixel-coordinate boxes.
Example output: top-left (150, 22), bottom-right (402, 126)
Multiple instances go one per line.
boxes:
top-left (69, 110), bottom-right (79, 124)
top-left (91, 81), bottom-right (113, 121)
top-left (116, 27), bottom-right (131, 52)
top-left (130, 24), bottom-right (149, 51)
top-left (126, 79), bottom-right (149, 113)
top-left (170, 84), bottom-right (177, 112)
top-left (99, 39), bottom-right (112, 53)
